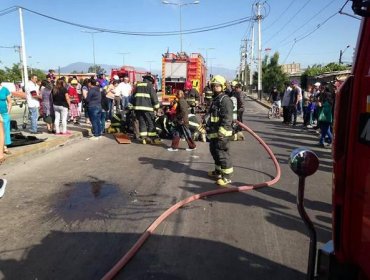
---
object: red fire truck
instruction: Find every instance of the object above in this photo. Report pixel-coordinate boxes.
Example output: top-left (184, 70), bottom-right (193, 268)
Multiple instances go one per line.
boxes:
top-left (296, 1), bottom-right (370, 279)
top-left (110, 66), bottom-right (150, 85)
top-left (161, 52), bottom-right (207, 105)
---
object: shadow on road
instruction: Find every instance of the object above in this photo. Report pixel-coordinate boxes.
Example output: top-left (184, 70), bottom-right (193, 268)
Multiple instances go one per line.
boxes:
top-left (0, 231), bottom-right (305, 280)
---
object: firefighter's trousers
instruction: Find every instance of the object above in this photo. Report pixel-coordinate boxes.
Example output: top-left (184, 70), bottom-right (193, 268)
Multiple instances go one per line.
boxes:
top-left (209, 137), bottom-right (233, 179)
top-left (136, 111), bottom-right (157, 138)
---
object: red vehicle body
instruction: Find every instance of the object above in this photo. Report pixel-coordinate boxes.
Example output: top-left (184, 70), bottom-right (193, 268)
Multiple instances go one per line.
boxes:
top-left (161, 52), bottom-right (207, 105)
top-left (110, 66), bottom-right (150, 85)
top-left (317, 2), bottom-right (370, 279)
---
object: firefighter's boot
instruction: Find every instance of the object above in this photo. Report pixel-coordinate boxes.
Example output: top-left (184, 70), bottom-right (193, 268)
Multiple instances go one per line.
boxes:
top-left (216, 177), bottom-right (232, 187)
top-left (152, 138), bottom-right (162, 145)
top-left (141, 137), bottom-right (151, 145)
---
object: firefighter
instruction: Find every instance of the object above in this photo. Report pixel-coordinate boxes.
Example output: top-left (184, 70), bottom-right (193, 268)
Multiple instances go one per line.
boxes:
top-left (184, 80), bottom-right (199, 114)
top-left (132, 74), bottom-right (161, 144)
top-left (206, 75), bottom-right (234, 186)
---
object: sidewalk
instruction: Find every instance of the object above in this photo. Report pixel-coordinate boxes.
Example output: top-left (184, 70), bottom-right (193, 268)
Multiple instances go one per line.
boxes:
top-left (4, 123), bottom-right (88, 164)
top-left (246, 92), bottom-right (272, 109)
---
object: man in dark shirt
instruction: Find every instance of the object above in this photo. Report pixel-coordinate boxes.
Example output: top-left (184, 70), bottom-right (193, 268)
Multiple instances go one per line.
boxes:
top-left (289, 81), bottom-right (299, 125)
top-left (233, 83), bottom-right (245, 123)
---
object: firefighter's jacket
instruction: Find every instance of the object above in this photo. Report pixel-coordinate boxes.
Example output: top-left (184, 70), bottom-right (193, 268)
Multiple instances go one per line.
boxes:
top-left (133, 82), bottom-right (160, 111)
top-left (185, 88), bottom-right (199, 106)
top-left (206, 92), bottom-right (234, 139)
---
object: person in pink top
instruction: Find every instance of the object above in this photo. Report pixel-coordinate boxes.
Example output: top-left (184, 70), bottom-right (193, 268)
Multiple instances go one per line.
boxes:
top-left (68, 79), bottom-right (80, 125)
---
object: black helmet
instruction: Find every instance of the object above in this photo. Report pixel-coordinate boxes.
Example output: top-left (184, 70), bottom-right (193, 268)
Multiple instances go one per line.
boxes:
top-left (143, 74), bottom-right (154, 83)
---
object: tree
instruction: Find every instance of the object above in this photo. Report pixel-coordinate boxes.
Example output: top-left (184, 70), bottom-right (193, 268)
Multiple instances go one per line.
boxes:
top-left (4, 64), bottom-right (22, 83)
top-left (29, 68), bottom-right (46, 81)
top-left (0, 63), bottom-right (47, 83)
top-left (88, 65), bottom-right (105, 74)
top-left (261, 52), bottom-right (288, 94)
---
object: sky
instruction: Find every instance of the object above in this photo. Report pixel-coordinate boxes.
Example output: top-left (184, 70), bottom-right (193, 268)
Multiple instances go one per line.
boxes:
top-left (0, 0), bottom-right (362, 75)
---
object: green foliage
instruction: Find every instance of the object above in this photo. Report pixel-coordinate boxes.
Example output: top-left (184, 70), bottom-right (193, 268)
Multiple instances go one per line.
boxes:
top-left (301, 62), bottom-right (349, 89)
top-left (3, 64), bottom-right (22, 83)
top-left (303, 63), bottom-right (348, 76)
top-left (30, 68), bottom-right (47, 81)
top-left (0, 63), bottom-right (47, 83)
top-left (262, 52), bottom-right (288, 93)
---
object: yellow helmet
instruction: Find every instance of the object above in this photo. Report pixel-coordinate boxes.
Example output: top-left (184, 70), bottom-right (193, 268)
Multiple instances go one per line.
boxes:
top-left (231, 80), bottom-right (239, 87)
top-left (210, 75), bottom-right (226, 91)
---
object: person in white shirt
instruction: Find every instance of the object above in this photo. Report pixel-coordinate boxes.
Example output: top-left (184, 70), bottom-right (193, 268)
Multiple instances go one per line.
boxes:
top-left (26, 75), bottom-right (42, 133)
top-left (113, 76), bottom-right (122, 114)
top-left (120, 76), bottom-right (132, 110)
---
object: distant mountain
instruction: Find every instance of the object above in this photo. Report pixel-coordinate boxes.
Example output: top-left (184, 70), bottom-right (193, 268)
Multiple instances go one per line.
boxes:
top-left (59, 62), bottom-right (236, 80)
top-left (59, 62), bottom-right (119, 73)
top-left (59, 62), bottom-right (155, 75)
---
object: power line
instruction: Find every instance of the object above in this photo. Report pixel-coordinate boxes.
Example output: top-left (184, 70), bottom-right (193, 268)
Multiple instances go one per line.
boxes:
top-left (0, 6), bottom-right (17, 17)
top-left (279, 0), bottom-right (338, 44)
top-left (294, 12), bottom-right (338, 43)
top-left (263, 0), bottom-right (295, 32)
top-left (2, 6), bottom-right (252, 36)
top-left (281, 11), bottom-right (338, 63)
top-left (283, 41), bottom-right (296, 64)
top-left (264, 0), bottom-right (312, 45)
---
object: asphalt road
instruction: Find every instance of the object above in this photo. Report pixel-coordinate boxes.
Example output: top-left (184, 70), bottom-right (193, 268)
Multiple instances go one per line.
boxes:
top-left (0, 97), bottom-right (332, 280)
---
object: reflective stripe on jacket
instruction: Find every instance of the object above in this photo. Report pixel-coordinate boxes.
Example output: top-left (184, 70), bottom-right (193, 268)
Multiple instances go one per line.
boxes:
top-left (133, 82), bottom-right (159, 111)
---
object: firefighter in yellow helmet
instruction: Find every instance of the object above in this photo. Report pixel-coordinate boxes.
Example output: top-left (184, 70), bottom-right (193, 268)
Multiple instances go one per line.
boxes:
top-left (206, 75), bottom-right (234, 186)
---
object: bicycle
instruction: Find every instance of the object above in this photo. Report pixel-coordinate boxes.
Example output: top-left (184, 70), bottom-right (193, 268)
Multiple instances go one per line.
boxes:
top-left (268, 102), bottom-right (280, 119)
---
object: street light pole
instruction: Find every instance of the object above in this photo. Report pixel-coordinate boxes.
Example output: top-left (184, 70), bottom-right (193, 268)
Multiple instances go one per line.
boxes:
top-left (208, 57), bottom-right (215, 76)
top-left (339, 45), bottom-right (350, 64)
top-left (81, 30), bottom-right (101, 73)
top-left (145, 60), bottom-right (155, 72)
top-left (18, 7), bottom-right (28, 86)
top-left (162, 1), bottom-right (200, 53)
top-left (199, 47), bottom-right (215, 73)
top-left (118, 52), bottom-right (130, 66)
top-left (179, 4), bottom-right (183, 53)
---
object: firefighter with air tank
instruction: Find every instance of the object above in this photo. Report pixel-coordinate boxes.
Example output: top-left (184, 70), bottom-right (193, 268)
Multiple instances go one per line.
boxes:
top-left (132, 74), bottom-right (161, 145)
top-left (206, 75), bottom-right (234, 186)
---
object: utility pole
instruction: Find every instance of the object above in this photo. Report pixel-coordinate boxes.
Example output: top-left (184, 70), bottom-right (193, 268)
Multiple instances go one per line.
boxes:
top-left (243, 39), bottom-right (249, 86)
top-left (19, 7), bottom-right (28, 87)
top-left (257, 2), bottom-right (263, 100)
top-left (249, 24), bottom-right (255, 92)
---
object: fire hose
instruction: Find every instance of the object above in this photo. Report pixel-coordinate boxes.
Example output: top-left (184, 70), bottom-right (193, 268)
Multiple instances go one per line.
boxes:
top-left (102, 120), bottom-right (281, 280)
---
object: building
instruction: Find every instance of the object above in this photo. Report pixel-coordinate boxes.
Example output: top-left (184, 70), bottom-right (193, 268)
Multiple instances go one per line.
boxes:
top-left (282, 63), bottom-right (301, 74)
